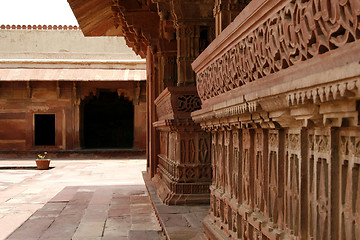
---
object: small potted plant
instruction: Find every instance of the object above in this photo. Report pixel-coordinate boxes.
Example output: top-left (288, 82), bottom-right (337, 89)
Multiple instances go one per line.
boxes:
top-left (36, 152), bottom-right (51, 170)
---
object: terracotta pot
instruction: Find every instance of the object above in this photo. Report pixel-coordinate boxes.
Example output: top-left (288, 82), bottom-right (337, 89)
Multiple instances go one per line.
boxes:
top-left (35, 159), bottom-right (51, 170)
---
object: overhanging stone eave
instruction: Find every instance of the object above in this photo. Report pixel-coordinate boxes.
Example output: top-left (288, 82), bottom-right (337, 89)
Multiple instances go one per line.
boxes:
top-left (68, 0), bottom-right (121, 37)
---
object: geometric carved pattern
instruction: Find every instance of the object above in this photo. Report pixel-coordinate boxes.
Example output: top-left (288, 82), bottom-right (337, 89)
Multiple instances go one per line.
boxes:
top-left (308, 130), bottom-right (331, 240)
top-left (205, 127), bottom-right (360, 239)
top-left (154, 113), bottom-right (211, 204)
top-left (339, 130), bottom-right (360, 240)
top-left (268, 130), bottom-right (280, 224)
top-left (181, 138), bottom-right (195, 163)
top-left (284, 130), bottom-right (301, 237)
top-left (199, 137), bottom-right (209, 163)
top-left (177, 94), bottom-right (201, 112)
top-left (196, 0), bottom-right (360, 101)
top-left (254, 129), bottom-right (266, 212)
top-left (242, 129), bottom-right (252, 207)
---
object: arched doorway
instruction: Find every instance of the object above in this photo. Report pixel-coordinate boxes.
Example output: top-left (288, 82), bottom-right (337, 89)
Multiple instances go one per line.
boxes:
top-left (81, 91), bottom-right (134, 149)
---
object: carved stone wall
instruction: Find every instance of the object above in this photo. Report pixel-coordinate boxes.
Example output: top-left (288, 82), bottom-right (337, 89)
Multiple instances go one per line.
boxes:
top-left (153, 87), bottom-right (211, 204)
top-left (194, 0), bottom-right (360, 102)
top-left (0, 81), bottom-right (146, 151)
top-left (192, 0), bottom-right (360, 239)
top-left (200, 124), bottom-right (360, 239)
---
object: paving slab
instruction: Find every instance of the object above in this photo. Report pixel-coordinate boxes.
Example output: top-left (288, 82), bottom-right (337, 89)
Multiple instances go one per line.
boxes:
top-left (0, 159), bottom-right (163, 240)
top-left (143, 171), bottom-right (209, 240)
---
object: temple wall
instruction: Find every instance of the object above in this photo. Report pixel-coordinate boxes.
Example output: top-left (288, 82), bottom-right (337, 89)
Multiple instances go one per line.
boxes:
top-left (192, 0), bottom-right (360, 238)
top-left (0, 81), bottom-right (146, 151)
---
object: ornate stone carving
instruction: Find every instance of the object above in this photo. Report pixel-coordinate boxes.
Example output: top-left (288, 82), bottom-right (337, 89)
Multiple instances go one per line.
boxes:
top-left (254, 129), bottom-right (267, 213)
top-left (242, 129), bottom-right (252, 207)
top-left (284, 129), bottom-right (301, 236)
top-left (308, 129), bottom-right (332, 240)
top-left (196, 0), bottom-right (360, 101)
top-left (153, 87), bottom-right (211, 205)
top-left (155, 87), bottom-right (202, 121)
top-left (177, 94), bottom-right (201, 113)
top-left (287, 78), bottom-right (360, 106)
top-left (338, 129), bottom-right (360, 239)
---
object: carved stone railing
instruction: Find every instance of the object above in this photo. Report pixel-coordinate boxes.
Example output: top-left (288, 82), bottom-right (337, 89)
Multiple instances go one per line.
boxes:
top-left (152, 87), bottom-right (211, 205)
top-left (193, 0), bottom-right (360, 104)
top-left (191, 0), bottom-right (360, 239)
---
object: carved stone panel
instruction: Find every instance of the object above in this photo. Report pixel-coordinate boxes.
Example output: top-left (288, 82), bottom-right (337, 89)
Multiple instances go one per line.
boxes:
top-left (308, 128), bottom-right (332, 240)
top-left (159, 131), bottom-right (169, 157)
top-left (339, 129), bottom-right (360, 240)
top-left (268, 129), bottom-right (283, 226)
top-left (242, 129), bottom-right (254, 208)
top-left (254, 129), bottom-right (268, 213)
top-left (198, 132), bottom-right (210, 164)
top-left (224, 130), bottom-right (232, 195)
top-left (232, 129), bottom-right (242, 201)
top-left (284, 129), bottom-right (302, 236)
top-left (217, 131), bottom-right (225, 191)
top-left (212, 132), bottom-right (218, 188)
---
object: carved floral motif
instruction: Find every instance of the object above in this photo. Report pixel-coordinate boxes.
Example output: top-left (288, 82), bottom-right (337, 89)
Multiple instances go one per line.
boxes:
top-left (196, 0), bottom-right (360, 101)
top-left (177, 94), bottom-right (201, 112)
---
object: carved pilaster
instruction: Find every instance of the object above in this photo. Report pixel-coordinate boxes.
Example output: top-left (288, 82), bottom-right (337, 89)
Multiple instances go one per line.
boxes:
top-left (175, 22), bottom-right (206, 86)
top-left (170, 0), bottom-right (214, 86)
top-left (153, 87), bottom-right (210, 204)
top-left (338, 129), bottom-right (360, 239)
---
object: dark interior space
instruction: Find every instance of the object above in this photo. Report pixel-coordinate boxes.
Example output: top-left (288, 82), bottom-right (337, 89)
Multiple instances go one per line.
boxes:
top-left (34, 114), bottom-right (55, 146)
top-left (82, 91), bottom-right (134, 149)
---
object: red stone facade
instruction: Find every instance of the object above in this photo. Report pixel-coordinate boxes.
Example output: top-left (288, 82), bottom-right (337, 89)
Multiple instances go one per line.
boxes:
top-left (0, 81), bottom-right (146, 151)
top-left (0, 28), bottom-right (147, 154)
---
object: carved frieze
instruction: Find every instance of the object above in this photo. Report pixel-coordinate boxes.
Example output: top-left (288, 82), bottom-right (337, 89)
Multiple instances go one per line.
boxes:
top-left (196, 0), bottom-right (360, 101)
top-left (287, 78), bottom-right (360, 106)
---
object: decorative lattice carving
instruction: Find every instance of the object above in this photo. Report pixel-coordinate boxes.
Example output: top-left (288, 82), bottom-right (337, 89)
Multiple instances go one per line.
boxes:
top-left (177, 95), bottom-right (201, 112)
top-left (196, 0), bottom-right (360, 101)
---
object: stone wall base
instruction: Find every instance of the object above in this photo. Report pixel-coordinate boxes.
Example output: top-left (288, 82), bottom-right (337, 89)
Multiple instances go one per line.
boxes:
top-left (152, 173), bottom-right (210, 205)
top-left (203, 216), bottom-right (232, 240)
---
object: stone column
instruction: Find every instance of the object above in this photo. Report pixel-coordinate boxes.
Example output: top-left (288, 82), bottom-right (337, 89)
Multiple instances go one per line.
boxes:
top-left (152, 87), bottom-right (211, 204)
top-left (175, 22), bottom-right (200, 86)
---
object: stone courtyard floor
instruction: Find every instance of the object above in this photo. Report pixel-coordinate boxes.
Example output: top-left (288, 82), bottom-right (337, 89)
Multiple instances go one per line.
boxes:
top-left (0, 159), bottom-right (164, 240)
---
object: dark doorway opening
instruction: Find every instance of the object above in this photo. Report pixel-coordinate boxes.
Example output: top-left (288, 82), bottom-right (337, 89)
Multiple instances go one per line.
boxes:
top-left (35, 114), bottom-right (55, 146)
top-left (82, 91), bottom-right (134, 149)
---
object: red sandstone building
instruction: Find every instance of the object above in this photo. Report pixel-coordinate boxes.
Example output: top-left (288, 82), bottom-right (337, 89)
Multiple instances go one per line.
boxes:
top-left (2, 0), bottom-right (360, 239)
top-left (0, 25), bottom-right (146, 154)
top-left (68, 0), bottom-right (360, 239)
